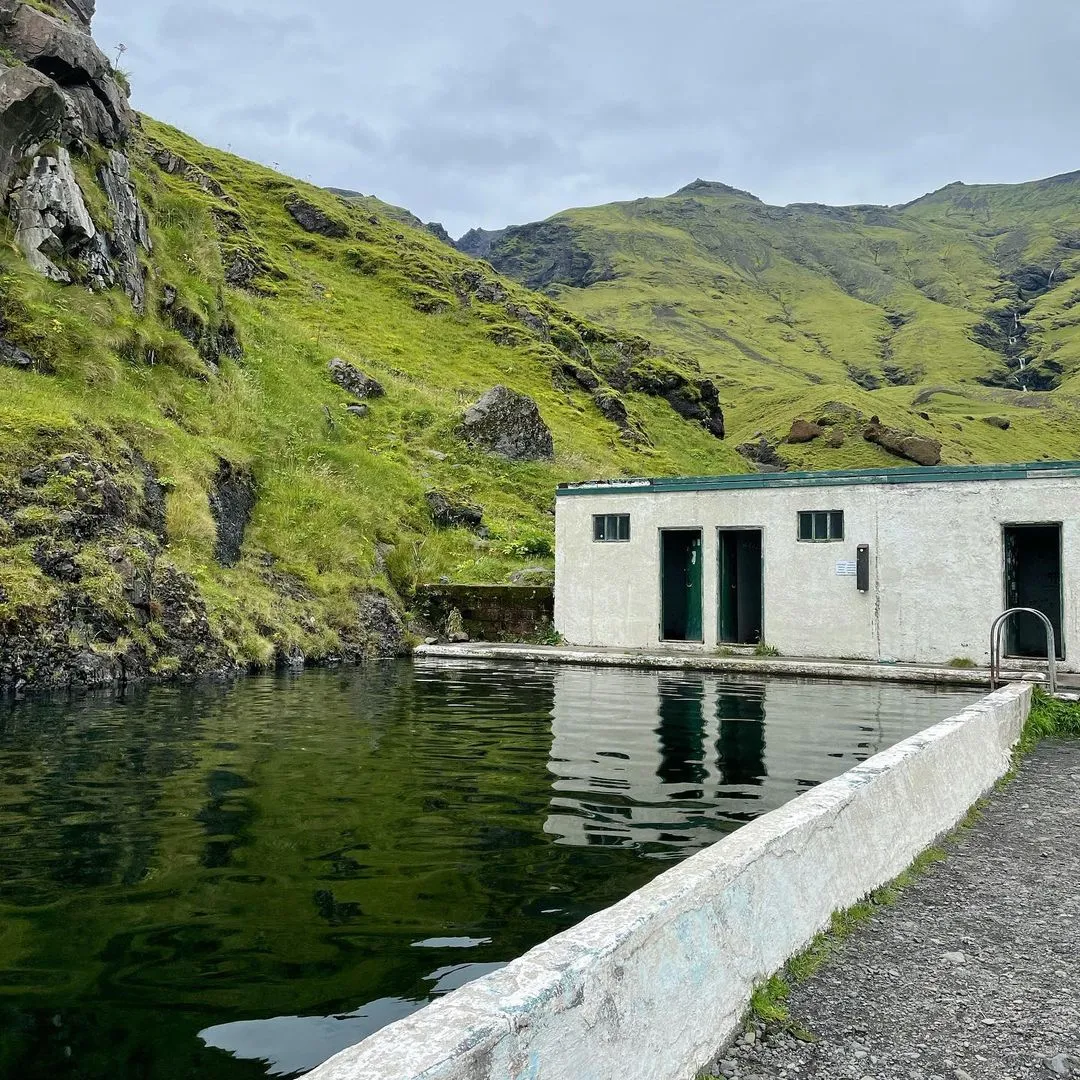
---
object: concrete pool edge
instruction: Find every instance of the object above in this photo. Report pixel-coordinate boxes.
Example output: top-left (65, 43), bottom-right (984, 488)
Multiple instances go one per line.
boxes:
top-left (412, 642), bottom-right (1052, 688)
top-left (305, 682), bottom-right (1032, 1080)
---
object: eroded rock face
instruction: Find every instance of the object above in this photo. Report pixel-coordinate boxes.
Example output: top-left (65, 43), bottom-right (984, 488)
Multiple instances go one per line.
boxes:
top-left (0, 1), bottom-right (151, 309)
top-left (329, 358), bottom-right (384, 399)
top-left (864, 419), bottom-right (942, 466)
top-left (209, 460), bottom-right (256, 567)
top-left (8, 147), bottom-right (94, 281)
top-left (456, 385), bottom-right (555, 461)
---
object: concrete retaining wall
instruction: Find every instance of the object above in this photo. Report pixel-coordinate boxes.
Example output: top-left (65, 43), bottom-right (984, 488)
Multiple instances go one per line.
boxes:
top-left (307, 683), bottom-right (1032, 1080)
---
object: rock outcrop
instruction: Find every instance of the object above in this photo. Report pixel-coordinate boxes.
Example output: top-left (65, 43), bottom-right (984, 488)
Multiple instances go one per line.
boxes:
top-left (457, 385), bottom-right (555, 461)
top-left (285, 192), bottom-right (349, 239)
top-left (0, 0), bottom-right (149, 309)
top-left (425, 490), bottom-right (484, 531)
top-left (737, 436), bottom-right (788, 472)
top-left (863, 418), bottom-right (942, 466)
top-left (329, 357), bottom-right (385, 399)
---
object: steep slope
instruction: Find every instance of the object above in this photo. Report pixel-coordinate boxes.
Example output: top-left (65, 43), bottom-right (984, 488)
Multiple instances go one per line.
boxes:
top-left (0, 2), bottom-right (749, 691)
top-left (472, 177), bottom-right (1080, 465)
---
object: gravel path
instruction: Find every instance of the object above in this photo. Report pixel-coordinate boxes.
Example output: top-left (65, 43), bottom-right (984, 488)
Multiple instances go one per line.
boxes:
top-left (707, 740), bottom-right (1080, 1080)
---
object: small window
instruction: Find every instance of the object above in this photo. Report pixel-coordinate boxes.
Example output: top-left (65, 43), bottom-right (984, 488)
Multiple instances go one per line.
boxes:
top-left (593, 514), bottom-right (631, 542)
top-left (798, 510), bottom-right (844, 542)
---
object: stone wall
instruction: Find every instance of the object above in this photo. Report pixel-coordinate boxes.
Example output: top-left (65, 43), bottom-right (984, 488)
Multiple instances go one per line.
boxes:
top-left (305, 682), bottom-right (1031, 1080)
top-left (415, 584), bottom-right (554, 642)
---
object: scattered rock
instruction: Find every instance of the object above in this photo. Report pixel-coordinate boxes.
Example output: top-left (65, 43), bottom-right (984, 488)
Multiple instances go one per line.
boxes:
top-left (284, 193), bottom-right (348, 239)
top-left (787, 418), bottom-right (825, 443)
top-left (456, 385), bottom-right (555, 461)
top-left (864, 419), bottom-right (942, 466)
top-left (345, 402), bottom-right (369, 419)
top-left (942, 950), bottom-right (967, 965)
top-left (825, 428), bottom-right (846, 449)
top-left (328, 358), bottom-right (385, 399)
top-left (983, 415), bottom-right (1011, 430)
top-left (208, 459), bottom-right (256, 567)
top-left (425, 490), bottom-right (483, 531)
top-left (148, 141), bottom-right (227, 199)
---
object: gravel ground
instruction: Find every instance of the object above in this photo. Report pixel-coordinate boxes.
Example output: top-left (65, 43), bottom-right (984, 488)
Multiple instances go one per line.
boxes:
top-left (706, 740), bottom-right (1080, 1080)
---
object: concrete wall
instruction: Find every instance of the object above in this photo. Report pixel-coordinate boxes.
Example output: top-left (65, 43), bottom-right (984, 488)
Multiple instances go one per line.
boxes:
top-left (305, 682), bottom-right (1031, 1080)
top-left (554, 476), bottom-right (1079, 670)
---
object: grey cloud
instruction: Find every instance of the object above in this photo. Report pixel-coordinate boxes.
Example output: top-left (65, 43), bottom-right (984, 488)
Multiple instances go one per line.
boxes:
top-left (95, 0), bottom-right (1080, 237)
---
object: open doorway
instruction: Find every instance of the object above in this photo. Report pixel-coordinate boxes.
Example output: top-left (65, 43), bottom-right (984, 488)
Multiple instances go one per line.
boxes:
top-left (718, 529), bottom-right (763, 645)
top-left (660, 529), bottom-right (703, 642)
top-left (1003, 524), bottom-right (1064, 660)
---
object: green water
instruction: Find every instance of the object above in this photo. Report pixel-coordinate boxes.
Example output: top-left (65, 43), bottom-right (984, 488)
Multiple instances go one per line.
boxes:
top-left (0, 661), bottom-right (981, 1078)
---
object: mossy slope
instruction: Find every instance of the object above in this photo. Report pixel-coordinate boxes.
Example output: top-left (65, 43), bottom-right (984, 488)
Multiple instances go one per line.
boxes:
top-left (479, 175), bottom-right (1080, 463)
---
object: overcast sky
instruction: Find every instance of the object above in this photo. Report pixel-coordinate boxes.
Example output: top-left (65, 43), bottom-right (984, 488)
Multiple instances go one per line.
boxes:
top-left (96, 0), bottom-right (1080, 238)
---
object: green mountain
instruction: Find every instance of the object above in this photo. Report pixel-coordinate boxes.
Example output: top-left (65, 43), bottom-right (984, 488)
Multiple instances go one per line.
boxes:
top-left (0, 1), bottom-right (744, 690)
top-left (470, 176), bottom-right (1080, 467)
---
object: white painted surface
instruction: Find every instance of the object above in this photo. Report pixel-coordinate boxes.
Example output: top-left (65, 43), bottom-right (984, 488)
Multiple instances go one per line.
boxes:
top-left (554, 477), bottom-right (1079, 670)
top-left (305, 683), bottom-right (1031, 1080)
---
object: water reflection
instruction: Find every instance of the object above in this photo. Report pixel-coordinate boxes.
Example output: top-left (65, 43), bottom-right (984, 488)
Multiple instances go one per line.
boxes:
top-left (0, 662), bottom-right (981, 1080)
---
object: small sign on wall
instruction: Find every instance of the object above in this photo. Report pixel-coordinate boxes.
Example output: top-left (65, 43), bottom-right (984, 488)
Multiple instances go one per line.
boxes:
top-left (836, 561), bottom-right (858, 577)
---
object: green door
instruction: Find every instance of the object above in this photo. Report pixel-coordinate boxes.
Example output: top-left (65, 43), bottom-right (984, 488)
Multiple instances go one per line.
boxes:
top-left (718, 530), bottom-right (763, 644)
top-left (661, 530), bottom-right (703, 642)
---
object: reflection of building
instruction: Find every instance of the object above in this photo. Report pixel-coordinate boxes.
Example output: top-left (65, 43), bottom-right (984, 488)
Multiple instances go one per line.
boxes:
top-left (544, 669), bottom-right (974, 857)
top-left (556, 462), bottom-right (1079, 669)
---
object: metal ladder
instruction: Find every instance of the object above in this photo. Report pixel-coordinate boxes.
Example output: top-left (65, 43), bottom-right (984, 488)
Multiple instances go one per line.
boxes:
top-left (989, 607), bottom-right (1057, 696)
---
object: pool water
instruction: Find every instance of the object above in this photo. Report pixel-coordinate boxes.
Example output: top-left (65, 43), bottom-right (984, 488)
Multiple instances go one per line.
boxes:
top-left (0, 661), bottom-right (982, 1078)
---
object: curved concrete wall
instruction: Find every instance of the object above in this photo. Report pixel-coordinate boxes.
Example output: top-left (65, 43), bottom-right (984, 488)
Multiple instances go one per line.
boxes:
top-left (306, 683), bottom-right (1032, 1080)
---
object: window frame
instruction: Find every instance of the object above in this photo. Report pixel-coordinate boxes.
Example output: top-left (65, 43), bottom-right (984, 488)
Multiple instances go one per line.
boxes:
top-left (797, 509), bottom-right (845, 543)
top-left (593, 513), bottom-right (631, 543)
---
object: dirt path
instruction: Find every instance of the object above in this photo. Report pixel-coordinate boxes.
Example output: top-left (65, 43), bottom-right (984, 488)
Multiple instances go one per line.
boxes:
top-left (708, 740), bottom-right (1080, 1080)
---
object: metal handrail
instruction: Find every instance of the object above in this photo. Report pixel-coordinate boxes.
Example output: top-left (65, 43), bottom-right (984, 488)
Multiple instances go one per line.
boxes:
top-left (990, 607), bottom-right (1057, 696)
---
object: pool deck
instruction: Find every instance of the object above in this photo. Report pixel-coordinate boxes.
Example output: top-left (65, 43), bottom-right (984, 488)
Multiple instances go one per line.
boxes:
top-left (706, 739), bottom-right (1080, 1080)
top-left (414, 642), bottom-right (1080, 697)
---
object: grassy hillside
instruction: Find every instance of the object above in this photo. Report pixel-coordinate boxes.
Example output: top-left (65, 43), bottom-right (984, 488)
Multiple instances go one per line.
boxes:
top-left (0, 119), bottom-right (751, 687)
top-left (477, 176), bottom-right (1080, 466)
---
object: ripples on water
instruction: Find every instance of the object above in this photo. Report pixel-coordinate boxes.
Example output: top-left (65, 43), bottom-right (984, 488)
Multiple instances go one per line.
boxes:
top-left (0, 661), bottom-right (982, 1078)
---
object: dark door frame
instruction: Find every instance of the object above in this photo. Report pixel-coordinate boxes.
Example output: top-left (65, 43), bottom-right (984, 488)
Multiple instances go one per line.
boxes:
top-left (1001, 521), bottom-right (1065, 661)
top-left (716, 526), bottom-right (765, 645)
top-left (658, 526), bottom-right (705, 644)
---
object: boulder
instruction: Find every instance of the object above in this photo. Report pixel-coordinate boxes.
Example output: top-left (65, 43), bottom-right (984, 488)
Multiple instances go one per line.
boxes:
top-left (208, 459), bottom-right (256, 567)
top-left (457, 385), bottom-right (555, 461)
top-left (786, 418), bottom-right (824, 443)
top-left (284, 193), bottom-right (348, 238)
top-left (329, 357), bottom-right (384, 399)
top-left (505, 302), bottom-right (550, 340)
top-left (864, 420), bottom-right (941, 466)
top-left (983, 415), bottom-right (1011, 431)
top-left (345, 402), bottom-right (369, 419)
top-left (825, 428), bottom-right (846, 449)
top-left (425, 490), bottom-right (483, 531)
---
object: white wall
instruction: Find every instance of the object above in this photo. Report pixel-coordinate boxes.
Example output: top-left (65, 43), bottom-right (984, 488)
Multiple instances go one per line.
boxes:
top-left (555, 477), bottom-right (1079, 670)
top-left (305, 683), bottom-right (1031, 1080)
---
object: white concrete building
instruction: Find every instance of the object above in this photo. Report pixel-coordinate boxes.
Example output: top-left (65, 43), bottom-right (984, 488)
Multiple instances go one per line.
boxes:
top-left (554, 461), bottom-right (1079, 671)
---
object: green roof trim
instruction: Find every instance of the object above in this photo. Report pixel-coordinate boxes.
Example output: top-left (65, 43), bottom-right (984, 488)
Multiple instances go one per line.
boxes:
top-left (556, 460), bottom-right (1080, 497)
